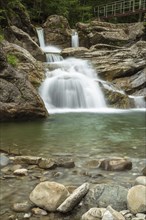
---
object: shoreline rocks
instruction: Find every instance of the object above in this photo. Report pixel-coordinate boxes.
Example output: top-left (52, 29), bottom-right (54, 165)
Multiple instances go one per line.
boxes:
top-left (0, 152), bottom-right (146, 220)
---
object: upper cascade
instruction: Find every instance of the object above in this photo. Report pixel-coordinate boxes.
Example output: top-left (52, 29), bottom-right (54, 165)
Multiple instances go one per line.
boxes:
top-left (71, 31), bottom-right (79, 48)
top-left (36, 27), bottom-right (63, 63)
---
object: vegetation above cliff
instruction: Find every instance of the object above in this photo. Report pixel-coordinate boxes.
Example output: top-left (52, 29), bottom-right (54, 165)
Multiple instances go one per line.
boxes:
top-left (0, 0), bottom-right (145, 28)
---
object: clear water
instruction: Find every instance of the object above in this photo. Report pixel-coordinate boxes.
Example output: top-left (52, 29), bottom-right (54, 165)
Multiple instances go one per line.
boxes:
top-left (0, 110), bottom-right (145, 158)
top-left (0, 110), bottom-right (145, 217)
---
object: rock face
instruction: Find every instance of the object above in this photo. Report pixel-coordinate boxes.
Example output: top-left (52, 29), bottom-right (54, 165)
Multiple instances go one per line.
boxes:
top-left (0, 45), bottom-right (48, 121)
top-left (76, 21), bottom-right (144, 48)
top-left (43, 15), bottom-right (72, 48)
top-left (29, 181), bottom-right (69, 211)
top-left (61, 40), bottom-right (146, 108)
top-left (2, 40), bottom-right (45, 86)
top-left (4, 26), bottom-right (45, 61)
top-left (127, 185), bottom-right (146, 214)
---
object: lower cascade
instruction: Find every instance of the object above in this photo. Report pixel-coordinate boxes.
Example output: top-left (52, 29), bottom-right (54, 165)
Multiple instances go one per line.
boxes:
top-left (39, 57), bottom-right (106, 113)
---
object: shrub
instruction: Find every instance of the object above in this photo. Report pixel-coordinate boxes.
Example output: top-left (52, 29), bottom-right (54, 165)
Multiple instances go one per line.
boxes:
top-left (7, 54), bottom-right (18, 67)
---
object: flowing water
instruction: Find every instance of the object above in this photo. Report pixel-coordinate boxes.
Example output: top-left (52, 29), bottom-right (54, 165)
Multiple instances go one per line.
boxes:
top-left (71, 31), bottom-right (79, 47)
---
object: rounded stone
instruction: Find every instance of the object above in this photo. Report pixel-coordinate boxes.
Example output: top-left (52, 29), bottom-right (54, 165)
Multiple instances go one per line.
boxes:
top-left (135, 176), bottom-right (146, 186)
top-left (29, 181), bottom-right (69, 211)
top-left (127, 185), bottom-right (146, 214)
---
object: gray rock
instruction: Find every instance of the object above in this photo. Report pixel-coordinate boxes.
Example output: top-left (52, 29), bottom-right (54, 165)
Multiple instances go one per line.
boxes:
top-left (83, 184), bottom-right (128, 211)
top-left (57, 182), bottom-right (89, 213)
top-left (38, 158), bottom-right (56, 169)
top-left (0, 154), bottom-right (9, 167)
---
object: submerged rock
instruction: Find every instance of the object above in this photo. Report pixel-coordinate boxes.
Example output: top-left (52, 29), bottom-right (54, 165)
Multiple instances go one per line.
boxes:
top-left (99, 158), bottom-right (132, 171)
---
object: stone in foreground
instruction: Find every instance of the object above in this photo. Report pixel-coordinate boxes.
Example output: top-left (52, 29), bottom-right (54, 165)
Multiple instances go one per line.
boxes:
top-left (57, 182), bottom-right (89, 213)
top-left (127, 185), bottom-right (146, 214)
top-left (29, 181), bottom-right (69, 211)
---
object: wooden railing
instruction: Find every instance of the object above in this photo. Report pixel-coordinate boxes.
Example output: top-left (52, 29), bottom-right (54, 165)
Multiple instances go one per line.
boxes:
top-left (94, 0), bottom-right (146, 18)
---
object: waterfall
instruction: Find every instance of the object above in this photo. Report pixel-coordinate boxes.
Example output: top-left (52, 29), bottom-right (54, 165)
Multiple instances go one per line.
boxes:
top-left (71, 31), bottom-right (79, 48)
top-left (39, 57), bottom-right (106, 113)
top-left (36, 27), bottom-right (45, 48)
top-left (129, 95), bottom-right (146, 108)
top-left (36, 27), bottom-right (63, 63)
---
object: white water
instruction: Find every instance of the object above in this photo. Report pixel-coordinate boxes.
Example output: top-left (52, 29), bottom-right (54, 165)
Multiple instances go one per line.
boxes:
top-left (39, 58), bottom-right (106, 113)
top-left (36, 27), bottom-right (45, 48)
top-left (71, 31), bottom-right (79, 47)
top-left (129, 95), bottom-right (146, 108)
top-left (36, 27), bottom-right (145, 113)
top-left (36, 28), bottom-right (63, 62)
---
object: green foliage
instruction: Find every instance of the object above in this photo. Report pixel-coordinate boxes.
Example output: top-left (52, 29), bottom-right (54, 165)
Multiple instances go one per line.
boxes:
top-left (1, 0), bottom-right (146, 28)
top-left (7, 54), bottom-right (18, 67)
top-left (0, 34), bottom-right (4, 42)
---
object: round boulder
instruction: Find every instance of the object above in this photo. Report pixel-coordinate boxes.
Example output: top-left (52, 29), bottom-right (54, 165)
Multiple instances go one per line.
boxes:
top-left (127, 185), bottom-right (146, 214)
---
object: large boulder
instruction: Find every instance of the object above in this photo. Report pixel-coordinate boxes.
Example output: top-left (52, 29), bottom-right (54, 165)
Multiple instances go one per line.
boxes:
top-left (2, 40), bottom-right (45, 86)
top-left (29, 181), bottom-right (69, 211)
top-left (43, 15), bottom-right (72, 48)
top-left (4, 26), bottom-right (45, 61)
top-left (76, 21), bottom-right (144, 48)
top-left (0, 45), bottom-right (48, 121)
top-left (83, 184), bottom-right (128, 211)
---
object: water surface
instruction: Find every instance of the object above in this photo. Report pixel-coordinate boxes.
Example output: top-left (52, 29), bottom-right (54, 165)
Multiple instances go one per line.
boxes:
top-left (1, 110), bottom-right (145, 159)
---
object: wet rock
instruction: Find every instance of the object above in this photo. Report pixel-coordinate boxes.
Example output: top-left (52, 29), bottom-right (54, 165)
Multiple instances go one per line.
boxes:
top-left (56, 158), bottom-right (75, 168)
top-left (13, 156), bottom-right (41, 165)
top-left (12, 201), bottom-right (33, 212)
top-left (31, 207), bottom-right (47, 216)
top-left (29, 181), bottom-right (69, 211)
top-left (102, 206), bottom-right (125, 220)
top-left (82, 207), bottom-right (106, 220)
top-left (0, 154), bottom-right (10, 167)
top-left (83, 184), bottom-right (128, 211)
top-left (57, 182), bottom-right (89, 213)
top-left (14, 168), bottom-right (28, 176)
top-left (99, 158), bottom-right (132, 171)
top-left (127, 185), bottom-right (146, 214)
top-left (135, 176), bottom-right (146, 186)
top-left (38, 158), bottom-right (56, 169)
